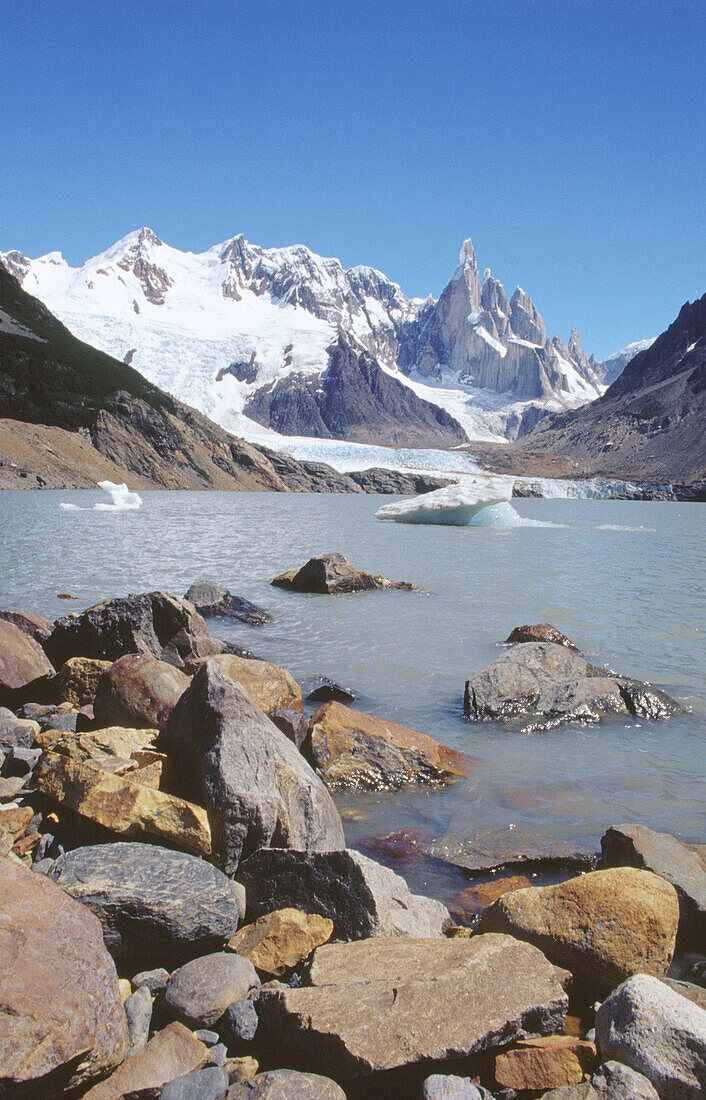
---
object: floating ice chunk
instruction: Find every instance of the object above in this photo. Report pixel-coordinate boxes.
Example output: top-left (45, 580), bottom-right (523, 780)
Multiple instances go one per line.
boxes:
top-left (93, 481), bottom-right (142, 511)
top-left (375, 477), bottom-right (515, 526)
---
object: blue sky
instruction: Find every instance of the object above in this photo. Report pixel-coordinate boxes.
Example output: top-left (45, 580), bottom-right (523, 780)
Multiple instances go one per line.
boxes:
top-left (2, 0), bottom-right (704, 357)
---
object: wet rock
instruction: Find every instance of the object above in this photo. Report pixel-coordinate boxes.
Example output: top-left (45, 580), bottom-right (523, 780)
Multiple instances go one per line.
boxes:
top-left (53, 656), bottom-right (112, 706)
top-left (239, 847), bottom-right (450, 940)
top-left (94, 653), bottom-right (191, 730)
top-left (164, 953), bottom-right (259, 1028)
top-left (424, 824), bottom-right (597, 876)
top-left (228, 1069), bottom-right (346, 1098)
top-left (34, 749), bottom-right (211, 854)
top-left (160, 1065), bottom-right (230, 1100)
top-left (81, 1022), bottom-right (209, 1100)
top-left (505, 623), bottom-right (577, 649)
top-left (464, 642), bottom-right (677, 729)
top-left (268, 706), bottom-right (308, 750)
top-left (222, 1000), bottom-right (259, 1044)
top-left (42, 590), bottom-right (220, 670)
top-left (49, 842), bottom-right (243, 967)
top-left (185, 653), bottom-right (302, 712)
top-left (308, 700), bottom-right (472, 790)
top-left (164, 662), bottom-right (343, 874)
top-left (541, 1060), bottom-right (660, 1098)
top-left (494, 1035), bottom-right (597, 1091)
top-left (256, 933), bottom-right (568, 1078)
top-left (227, 908), bottom-right (333, 977)
top-left (0, 706), bottom-right (39, 752)
top-left (595, 973), bottom-right (706, 1099)
top-left (0, 857), bottom-right (129, 1097)
top-left (479, 867), bottom-right (679, 998)
top-left (0, 618), bottom-right (55, 703)
top-left (125, 984), bottom-right (153, 1055)
top-left (454, 875), bottom-right (533, 916)
top-left (185, 579), bottom-right (271, 625)
top-left (133, 967), bottom-right (171, 996)
top-left (599, 823), bottom-right (706, 947)
top-left (305, 678), bottom-right (356, 704)
top-left (271, 553), bottom-right (418, 594)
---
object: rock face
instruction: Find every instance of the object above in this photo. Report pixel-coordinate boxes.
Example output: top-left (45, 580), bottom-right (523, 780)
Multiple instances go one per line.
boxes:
top-left (229, 1069), bottom-right (346, 1099)
top-left (164, 662), bottom-right (344, 873)
top-left (505, 623), bottom-right (577, 649)
top-left (184, 580), bottom-right (271, 625)
top-left (52, 656), bottom-right (112, 706)
top-left (0, 857), bottom-right (129, 1097)
top-left (464, 642), bottom-right (677, 729)
top-left (94, 653), bottom-right (191, 729)
top-left (34, 749), bottom-right (211, 855)
top-left (271, 553), bottom-right (417, 594)
top-left (185, 653), bottom-right (302, 713)
top-left (227, 908), bottom-right (334, 977)
top-left (238, 848), bottom-right (450, 940)
top-left (478, 867), bottom-right (679, 998)
top-left (48, 842), bottom-right (244, 966)
top-left (164, 952), bottom-right (259, 1028)
top-left (0, 618), bottom-right (54, 702)
top-left (81, 1022), bottom-right (209, 1100)
top-left (596, 974), bottom-right (706, 1099)
top-left (308, 701), bottom-right (472, 790)
top-left (599, 823), bottom-right (706, 947)
top-left (42, 591), bottom-right (220, 670)
top-left (256, 933), bottom-right (568, 1078)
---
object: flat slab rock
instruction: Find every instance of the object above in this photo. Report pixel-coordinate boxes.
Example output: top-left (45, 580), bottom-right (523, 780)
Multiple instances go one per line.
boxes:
top-left (256, 933), bottom-right (569, 1078)
top-left (424, 824), bottom-right (597, 875)
top-left (48, 841), bottom-right (244, 967)
top-left (82, 1022), bottom-right (209, 1100)
top-left (271, 553), bottom-right (417, 594)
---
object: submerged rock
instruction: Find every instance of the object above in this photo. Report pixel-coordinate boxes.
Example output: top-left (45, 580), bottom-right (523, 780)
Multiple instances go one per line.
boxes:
top-left (185, 579), bottom-right (271, 625)
top-left (308, 700), bottom-right (472, 790)
top-left (505, 622), bottom-right (577, 649)
top-left (94, 653), bottom-right (191, 729)
top-left (305, 677), bottom-right (356, 704)
top-left (271, 553), bottom-right (417, 594)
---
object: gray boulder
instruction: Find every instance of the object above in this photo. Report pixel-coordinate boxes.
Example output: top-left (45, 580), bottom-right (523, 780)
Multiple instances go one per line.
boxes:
top-left (42, 591), bottom-right (220, 670)
top-left (238, 848), bottom-right (450, 941)
top-left (662, 978), bottom-right (706, 1010)
top-left (164, 662), bottom-right (344, 874)
top-left (228, 1069), bottom-right (346, 1099)
top-left (222, 1000), bottom-right (259, 1044)
top-left (599, 824), bottom-right (706, 947)
top-left (160, 1066), bottom-right (230, 1100)
top-left (423, 1074), bottom-right (494, 1099)
top-left (164, 953), bottom-right (259, 1028)
top-left (271, 553), bottom-right (417, 594)
top-left (48, 842), bottom-right (244, 967)
top-left (464, 642), bottom-right (677, 729)
top-left (125, 984), bottom-right (153, 1055)
top-left (595, 973), bottom-right (706, 1099)
top-left (268, 706), bottom-right (308, 750)
top-left (0, 706), bottom-right (39, 752)
top-left (542, 1060), bottom-right (659, 1098)
top-left (94, 653), bottom-right (191, 730)
top-left (185, 580), bottom-right (271, 625)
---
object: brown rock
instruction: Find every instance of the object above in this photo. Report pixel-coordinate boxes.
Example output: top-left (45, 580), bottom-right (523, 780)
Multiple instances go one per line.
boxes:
top-left (0, 804), bottom-right (34, 842)
top-left (94, 653), bottom-right (191, 730)
top-left (53, 656), bottom-right (112, 706)
top-left (479, 867), bottom-right (679, 998)
top-left (228, 908), bottom-right (334, 977)
top-left (0, 618), bottom-right (54, 701)
top-left (33, 750), bottom-right (211, 855)
top-left (0, 608), bottom-right (52, 639)
top-left (308, 701), bottom-right (472, 790)
top-left (81, 1022), bottom-right (208, 1099)
top-left (0, 858), bottom-right (129, 1097)
top-left (271, 553), bottom-right (418, 594)
top-left (505, 623), bottom-right (578, 649)
top-left (226, 1056), bottom-right (259, 1084)
top-left (495, 1035), bottom-right (597, 1090)
top-left (12, 832), bottom-right (41, 858)
top-left (185, 653), bottom-right (302, 713)
top-left (455, 874), bottom-right (534, 914)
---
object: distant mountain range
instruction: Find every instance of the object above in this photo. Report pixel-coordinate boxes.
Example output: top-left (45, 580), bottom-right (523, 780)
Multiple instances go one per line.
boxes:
top-left (1, 229), bottom-right (647, 447)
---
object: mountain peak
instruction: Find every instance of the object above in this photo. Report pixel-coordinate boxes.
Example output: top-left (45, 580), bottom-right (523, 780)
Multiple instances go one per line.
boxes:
top-left (459, 238), bottom-right (477, 267)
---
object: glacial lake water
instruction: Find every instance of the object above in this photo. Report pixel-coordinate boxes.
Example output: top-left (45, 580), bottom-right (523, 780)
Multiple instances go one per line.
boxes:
top-left (2, 489), bottom-right (704, 909)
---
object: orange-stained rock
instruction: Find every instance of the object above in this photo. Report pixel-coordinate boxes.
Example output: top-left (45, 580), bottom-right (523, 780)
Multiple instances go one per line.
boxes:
top-left (455, 874), bottom-right (533, 914)
top-left (495, 1035), bottom-right (597, 1090)
top-left (228, 908), bottom-right (333, 977)
top-left (53, 656), bottom-right (112, 706)
top-left (81, 1022), bottom-right (208, 1099)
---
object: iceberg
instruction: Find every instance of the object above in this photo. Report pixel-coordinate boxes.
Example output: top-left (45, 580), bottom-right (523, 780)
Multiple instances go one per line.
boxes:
top-left (375, 477), bottom-right (515, 526)
top-left (58, 481), bottom-right (143, 513)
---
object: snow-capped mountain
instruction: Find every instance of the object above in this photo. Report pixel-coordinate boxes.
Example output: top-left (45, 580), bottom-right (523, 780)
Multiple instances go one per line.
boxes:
top-left (1, 228), bottom-right (612, 446)
top-left (595, 338), bottom-right (656, 386)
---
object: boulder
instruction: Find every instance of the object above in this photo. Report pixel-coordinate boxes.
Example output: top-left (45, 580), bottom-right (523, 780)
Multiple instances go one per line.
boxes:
top-left (599, 824), bottom-right (706, 948)
top-left (52, 656), bottom-right (112, 706)
top-left (0, 607), bottom-right (52, 640)
top-left (541, 1060), bottom-right (660, 1099)
top-left (227, 908), bottom-right (333, 977)
top-left (164, 952), bottom-right (259, 1028)
top-left (308, 700), bottom-right (472, 790)
top-left (0, 706), bottom-right (39, 752)
top-left (0, 804), bottom-right (34, 843)
top-left (494, 1035), bottom-right (597, 1090)
top-left (479, 867), bottom-right (679, 998)
top-left (238, 848), bottom-right (450, 940)
top-left (0, 857), bottom-right (129, 1097)
top-left (662, 978), bottom-right (706, 1010)
top-left (34, 749), bottom-right (211, 855)
top-left (48, 842), bottom-right (244, 967)
top-left (94, 653), bottom-right (191, 729)
top-left (133, 968), bottom-right (171, 996)
top-left (256, 933), bottom-right (568, 1078)
top-left (271, 553), bottom-right (417, 594)
top-left (185, 580), bottom-right (271, 625)
top-left (42, 591), bottom-right (220, 670)
top-left (228, 1069), bottom-right (346, 1098)
top-left (0, 618), bottom-right (54, 702)
top-left (464, 642), bottom-right (677, 729)
top-left (81, 1022), bottom-right (209, 1100)
top-left (505, 623), bottom-right (577, 648)
top-left (305, 678), bottom-right (356, 704)
top-left (160, 1066), bottom-right (230, 1100)
top-left (164, 662), bottom-right (343, 874)
top-left (595, 973), bottom-right (706, 1099)
top-left (268, 706), bottom-right (308, 750)
top-left (184, 653), bottom-right (302, 712)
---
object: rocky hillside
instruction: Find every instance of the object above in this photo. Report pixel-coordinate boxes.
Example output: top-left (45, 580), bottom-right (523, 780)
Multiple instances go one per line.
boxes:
top-left (514, 293), bottom-right (706, 486)
top-left (0, 267), bottom-right (446, 494)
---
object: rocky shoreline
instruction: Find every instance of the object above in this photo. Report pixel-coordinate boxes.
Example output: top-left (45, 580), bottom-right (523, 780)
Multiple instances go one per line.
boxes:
top-left (0, 571), bottom-right (704, 1099)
